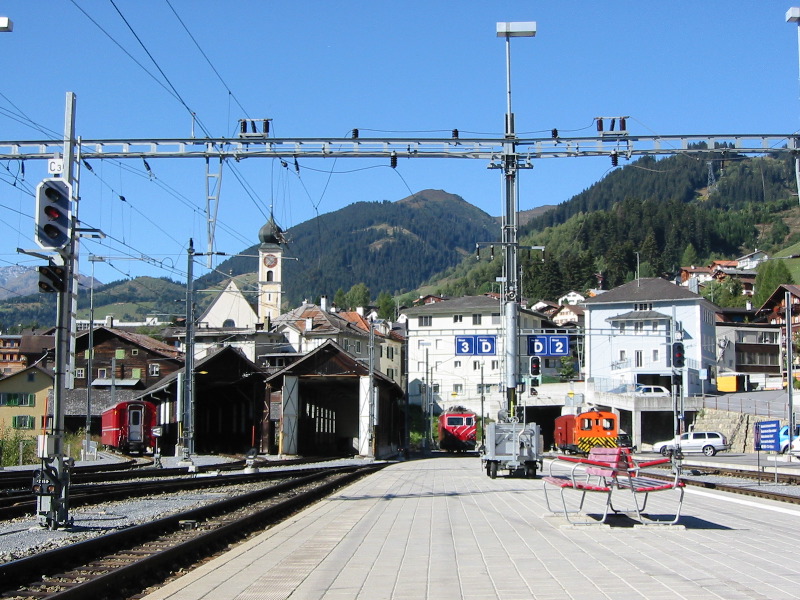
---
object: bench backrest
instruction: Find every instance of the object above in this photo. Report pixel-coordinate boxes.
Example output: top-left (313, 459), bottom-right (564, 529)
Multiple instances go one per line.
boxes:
top-left (585, 447), bottom-right (630, 477)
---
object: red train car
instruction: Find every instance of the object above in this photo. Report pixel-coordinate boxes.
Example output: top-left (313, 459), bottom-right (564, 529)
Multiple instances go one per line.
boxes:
top-left (101, 400), bottom-right (157, 454)
top-left (554, 410), bottom-right (618, 454)
top-left (438, 409), bottom-right (477, 452)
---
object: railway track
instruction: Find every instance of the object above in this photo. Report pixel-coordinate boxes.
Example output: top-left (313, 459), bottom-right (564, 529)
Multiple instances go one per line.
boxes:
top-left (0, 463), bottom-right (383, 599)
top-left (0, 461), bottom-right (355, 521)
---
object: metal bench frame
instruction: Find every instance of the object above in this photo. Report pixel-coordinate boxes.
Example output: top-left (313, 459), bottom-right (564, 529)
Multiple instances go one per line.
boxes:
top-left (542, 447), bottom-right (685, 526)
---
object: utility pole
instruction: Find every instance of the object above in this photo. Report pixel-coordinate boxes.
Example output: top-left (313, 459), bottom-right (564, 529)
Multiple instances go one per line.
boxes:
top-left (180, 239), bottom-right (196, 470)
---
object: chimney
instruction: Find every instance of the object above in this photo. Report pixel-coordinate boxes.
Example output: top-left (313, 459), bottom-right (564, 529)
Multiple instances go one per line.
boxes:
top-left (305, 317), bottom-right (313, 331)
top-left (356, 306), bottom-right (364, 316)
top-left (746, 300), bottom-right (752, 310)
top-left (105, 315), bottom-right (114, 328)
top-left (321, 295), bottom-right (328, 312)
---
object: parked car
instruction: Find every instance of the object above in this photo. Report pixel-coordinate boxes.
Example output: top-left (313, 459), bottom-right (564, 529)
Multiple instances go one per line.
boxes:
top-left (651, 431), bottom-right (730, 457)
top-left (780, 425), bottom-right (800, 453)
top-left (634, 385), bottom-right (671, 397)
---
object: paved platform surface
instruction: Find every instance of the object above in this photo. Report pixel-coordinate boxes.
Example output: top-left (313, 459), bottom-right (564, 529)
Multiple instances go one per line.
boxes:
top-left (144, 455), bottom-right (800, 600)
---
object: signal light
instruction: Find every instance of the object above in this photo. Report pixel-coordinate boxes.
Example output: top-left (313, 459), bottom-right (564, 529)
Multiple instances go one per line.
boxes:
top-left (672, 342), bottom-right (685, 368)
top-left (530, 356), bottom-right (541, 376)
top-left (34, 178), bottom-right (72, 251)
top-left (38, 265), bottom-right (66, 293)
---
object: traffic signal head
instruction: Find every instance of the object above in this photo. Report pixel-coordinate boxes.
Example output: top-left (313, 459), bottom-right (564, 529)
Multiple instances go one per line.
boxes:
top-left (38, 265), bottom-right (66, 293)
top-left (530, 356), bottom-right (541, 376)
top-left (35, 178), bottom-right (72, 250)
top-left (672, 342), bottom-right (685, 368)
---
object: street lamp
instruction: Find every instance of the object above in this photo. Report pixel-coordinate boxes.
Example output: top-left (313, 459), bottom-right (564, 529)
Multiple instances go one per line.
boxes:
top-left (787, 8), bottom-right (800, 204)
top-left (495, 21), bottom-right (536, 418)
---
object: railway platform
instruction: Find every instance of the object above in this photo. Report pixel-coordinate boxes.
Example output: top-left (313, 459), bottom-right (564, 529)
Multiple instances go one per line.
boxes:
top-left (143, 454), bottom-right (800, 600)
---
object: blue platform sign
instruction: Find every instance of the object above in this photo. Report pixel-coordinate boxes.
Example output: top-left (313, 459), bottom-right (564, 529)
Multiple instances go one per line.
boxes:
top-left (755, 419), bottom-right (781, 452)
top-left (455, 336), bottom-right (475, 355)
top-left (455, 335), bottom-right (496, 356)
top-left (527, 334), bottom-right (570, 357)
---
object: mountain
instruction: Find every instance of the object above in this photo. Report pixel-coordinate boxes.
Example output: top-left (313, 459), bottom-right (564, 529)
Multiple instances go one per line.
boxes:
top-left (198, 189), bottom-right (500, 304)
top-left (429, 151), bottom-right (800, 302)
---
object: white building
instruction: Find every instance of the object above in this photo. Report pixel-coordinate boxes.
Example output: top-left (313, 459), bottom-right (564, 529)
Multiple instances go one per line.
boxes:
top-left (402, 295), bottom-right (546, 422)
top-left (583, 277), bottom-right (717, 396)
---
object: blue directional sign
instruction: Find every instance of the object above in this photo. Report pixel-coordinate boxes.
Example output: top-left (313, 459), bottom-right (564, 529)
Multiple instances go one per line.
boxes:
top-left (755, 419), bottom-right (781, 452)
top-left (527, 334), bottom-right (570, 357)
top-left (455, 335), bottom-right (496, 356)
top-left (455, 336), bottom-right (475, 355)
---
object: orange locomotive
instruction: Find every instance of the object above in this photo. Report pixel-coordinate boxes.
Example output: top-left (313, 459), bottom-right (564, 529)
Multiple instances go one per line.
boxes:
top-left (554, 410), bottom-right (618, 454)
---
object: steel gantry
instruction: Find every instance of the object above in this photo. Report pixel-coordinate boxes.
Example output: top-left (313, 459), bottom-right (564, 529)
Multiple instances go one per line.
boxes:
top-left (12, 95), bottom-right (800, 528)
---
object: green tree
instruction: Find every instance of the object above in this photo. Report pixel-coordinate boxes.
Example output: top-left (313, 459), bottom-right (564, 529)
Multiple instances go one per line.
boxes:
top-left (753, 259), bottom-right (794, 307)
top-left (681, 243), bottom-right (699, 268)
top-left (345, 283), bottom-right (371, 310)
top-left (701, 277), bottom-right (746, 308)
top-left (334, 288), bottom-right (347, 310)
top-left (377, 291), bottom-right (395, 319)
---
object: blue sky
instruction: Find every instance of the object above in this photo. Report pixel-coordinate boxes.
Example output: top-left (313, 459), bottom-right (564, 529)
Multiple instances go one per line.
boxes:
top-left (0, 1), bottom-right (798, 286)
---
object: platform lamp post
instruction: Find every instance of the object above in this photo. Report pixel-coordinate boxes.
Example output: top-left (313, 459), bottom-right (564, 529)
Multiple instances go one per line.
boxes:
top-left (787, 8), bottom-right (800, 204)
top-left (495, 21), bottom-right (536, 419)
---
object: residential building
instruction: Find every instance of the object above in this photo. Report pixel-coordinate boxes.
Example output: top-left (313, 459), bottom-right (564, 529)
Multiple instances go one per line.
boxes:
top-left (0, 364), bottom-right (53, 436)
top-left (0, 334), bottom-right (25, 376)
top-left (584, 278), bottom-right (717, 394)
top-left (583, 277), bottom-right (717, 446)
top-left (402, 295), bottom-right (547, 422)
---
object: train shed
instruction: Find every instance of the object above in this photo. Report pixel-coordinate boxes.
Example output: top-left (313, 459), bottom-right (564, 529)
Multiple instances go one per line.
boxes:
top-left (137, 345), bottom-right (266, 455)
top-left (265, 339), bottom-right (403, 459)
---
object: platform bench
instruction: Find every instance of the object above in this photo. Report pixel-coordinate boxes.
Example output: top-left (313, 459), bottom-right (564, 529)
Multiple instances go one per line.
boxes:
top-left (542, 447), bottom-right (685, 525)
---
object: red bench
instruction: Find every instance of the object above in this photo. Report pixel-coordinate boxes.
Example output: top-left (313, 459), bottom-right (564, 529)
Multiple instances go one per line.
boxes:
top-left (542, 446), bottom-right (685, 525)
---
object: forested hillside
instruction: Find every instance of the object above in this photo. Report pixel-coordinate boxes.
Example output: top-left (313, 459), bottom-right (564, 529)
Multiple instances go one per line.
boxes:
top-left (200, 189), bottom-right (499, 305)
top-left (426, 151), bottom-right (799, 303)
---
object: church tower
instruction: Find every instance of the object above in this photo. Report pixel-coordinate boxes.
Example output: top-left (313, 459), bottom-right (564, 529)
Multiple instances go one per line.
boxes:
top-left (257, 216), bottom-right (285, 324)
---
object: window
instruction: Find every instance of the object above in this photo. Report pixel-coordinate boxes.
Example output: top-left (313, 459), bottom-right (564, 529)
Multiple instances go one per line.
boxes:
top-left (634, 302), bottom-right (653, 311)
top-left (635, 350), bottom-right (643, 368)
top-left (115, 349), bottom-right (125, 360)
top-left (418, 316), bottom-right (432, 327)
top-left (473, 361), bottom-right (481, 371)
top-left (223, 319), bottom-right (236, 327)
top-left (491, 360), bottom-right (499, 370)
top-left (131, 368), bottom-right (142, 379)
top-left (454, 360), bottom-right (461, 368)
top-left (619, 350), bottom-right (626, 362)
top-left (447, 416), bottom-right (464, 426)
top-left (356, 341), bottom-right (362, 354)
top-left (453, 383), bottom-right (463, 394)
top-left (27, 373), bottom-right (35, 382)
top-left (432, 383), bottom-right (440, 394)
top-left (387, 347), bottom-right (394, 360)
top-left (148, 363), bottom-right (160, 377)
top-left (97, 368), bottom-right (108, 379)
top-left (75, 368), bottom-right (85, 379)
top-left (453, 314), bottom-right (463, 323)
top-left (12, 415), bottom-right (35, 429)
top-left (472, 314), bottom-right (482, 325)
top-left (652, 349), bottom-right (659, 363)
top-left (131, 348), bottom-right (139, 356)
top-left (634, 321), bottom-right (643, 333)
top-left (491, 313), bottom-right (501, 325)
top-left (387, 368), bottom-right (395, 379)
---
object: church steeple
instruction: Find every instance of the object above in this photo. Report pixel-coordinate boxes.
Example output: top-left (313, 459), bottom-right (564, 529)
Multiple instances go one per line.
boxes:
top-left (257, 213), bottom-right (286, 324)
